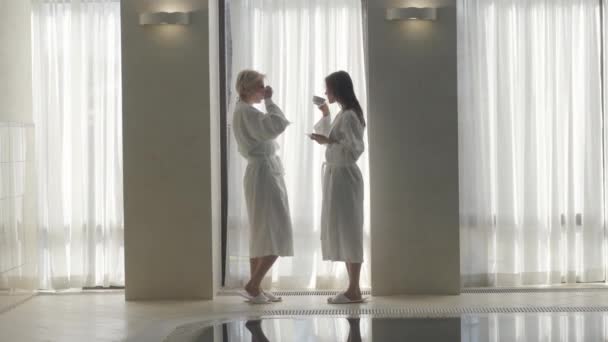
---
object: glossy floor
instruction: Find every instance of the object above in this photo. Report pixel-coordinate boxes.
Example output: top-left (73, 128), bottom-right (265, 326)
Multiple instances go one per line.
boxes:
top-left (4, 290), bottom-right (608, 341)
top-left (164, 314), bottom-right (608, 342)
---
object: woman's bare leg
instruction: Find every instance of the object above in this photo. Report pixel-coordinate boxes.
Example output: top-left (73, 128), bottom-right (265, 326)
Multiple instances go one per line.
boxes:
top-left (250, 258), bottom-right (260, 278)
top-left (344, 262), bottom-right (362, 300)
top-left (245, 255), bottom-right (278, 296)
top-left (346, 262), bottom-right (352, 279)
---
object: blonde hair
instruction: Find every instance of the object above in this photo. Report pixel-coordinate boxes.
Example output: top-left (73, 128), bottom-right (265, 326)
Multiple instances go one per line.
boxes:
top-left (235, 69), bottom-right (265, 100)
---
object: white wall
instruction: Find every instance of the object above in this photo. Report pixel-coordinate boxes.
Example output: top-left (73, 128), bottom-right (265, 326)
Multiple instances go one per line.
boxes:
top-left (0, 0), bottom-right (33, 123)
top-left (208, 0), bottom-right (222, 294)
top-left (0, 0), bottom-right (37, 313)
top-left (121, 0), bottom-right (215, 300)
top-left (367, 0), bottom-right (460, 295)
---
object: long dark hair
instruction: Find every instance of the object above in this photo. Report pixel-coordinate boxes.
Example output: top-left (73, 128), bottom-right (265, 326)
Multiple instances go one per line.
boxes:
top-left (325, 71), bottom-right (366, 127)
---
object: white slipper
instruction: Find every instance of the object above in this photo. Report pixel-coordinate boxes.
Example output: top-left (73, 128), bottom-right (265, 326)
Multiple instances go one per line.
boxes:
top-left (262, 290), bottom-right (282, 302)
top-left (239, 290), bottom-right (270, 304)
top-left (327, 292), bottom-right (365, 304)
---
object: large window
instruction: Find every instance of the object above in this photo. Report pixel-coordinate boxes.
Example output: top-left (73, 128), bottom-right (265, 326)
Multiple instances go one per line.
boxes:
top-left (31, 0), bottom-right (124, 290)
top-left (459, 0), bottom-right (605, 286)
top-left (221, 0), bottom-right (371, 290)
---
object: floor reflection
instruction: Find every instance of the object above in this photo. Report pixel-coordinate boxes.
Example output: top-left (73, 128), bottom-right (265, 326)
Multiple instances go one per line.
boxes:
top-left (225, 317), bottom-right (370, 342)
top-left (243, 318), bottom-right (362, 342)
top-left (244, 320), bottom-right (268, 342)
top-left (164, 312), bottom-right (608, 342)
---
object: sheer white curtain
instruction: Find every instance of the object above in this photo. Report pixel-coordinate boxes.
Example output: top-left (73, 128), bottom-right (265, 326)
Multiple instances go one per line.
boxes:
top-left (458, 0), bottom-right (605, 287)
top-left (225, 0), bottom-right (370, 289)
top-left (31, 0), bottom-right (124, 290)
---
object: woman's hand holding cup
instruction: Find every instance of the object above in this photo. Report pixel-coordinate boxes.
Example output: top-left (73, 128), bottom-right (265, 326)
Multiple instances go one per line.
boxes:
top-left (318, 103), bottom-right (330, 117)
top-left (264, 86), bottom-right (273, 99)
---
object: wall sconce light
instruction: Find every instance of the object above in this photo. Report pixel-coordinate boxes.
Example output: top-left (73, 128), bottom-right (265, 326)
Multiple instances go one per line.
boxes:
top-left (386, 7), bottom-right (437, 21)
top-left (139, 12), bottom-right (191, 25)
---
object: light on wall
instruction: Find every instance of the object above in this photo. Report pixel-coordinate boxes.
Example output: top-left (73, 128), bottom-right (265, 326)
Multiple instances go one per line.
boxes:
top-left (386, 7), bottom-right (437, 21)
top-left (139, 12), bottom-right (191, 25)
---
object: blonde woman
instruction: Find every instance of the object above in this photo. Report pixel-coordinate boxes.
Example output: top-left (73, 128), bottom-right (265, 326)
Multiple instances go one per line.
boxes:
top-left (232, 70), bottom-right (294, 304)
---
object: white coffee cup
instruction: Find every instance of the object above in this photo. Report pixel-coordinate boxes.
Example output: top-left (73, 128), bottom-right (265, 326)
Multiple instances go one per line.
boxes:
top-left (312, 95), bottom-right (326, 106)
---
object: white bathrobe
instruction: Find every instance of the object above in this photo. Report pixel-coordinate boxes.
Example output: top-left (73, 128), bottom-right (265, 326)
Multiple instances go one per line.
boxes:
top-left (232, 98), bottom-right (294, 258)
top-left (314, 109), bottom-right (365, 263)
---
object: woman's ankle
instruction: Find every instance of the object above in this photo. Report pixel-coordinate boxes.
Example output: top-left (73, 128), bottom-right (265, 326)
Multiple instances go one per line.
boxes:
top-left (345, 288), bottom-right (362, 299)
top-left (245, 282), bottom-right (261, 296)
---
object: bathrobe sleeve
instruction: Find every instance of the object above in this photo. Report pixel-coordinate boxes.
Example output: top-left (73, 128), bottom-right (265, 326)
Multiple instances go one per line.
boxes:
top-left (241, 98), bottom-right (290, 141)
top-left (331, 110), bottom-right (365, 161)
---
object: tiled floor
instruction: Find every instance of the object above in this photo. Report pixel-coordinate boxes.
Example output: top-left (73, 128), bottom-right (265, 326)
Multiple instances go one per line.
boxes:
top-left (3, 290), bottom-right (608, 341)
